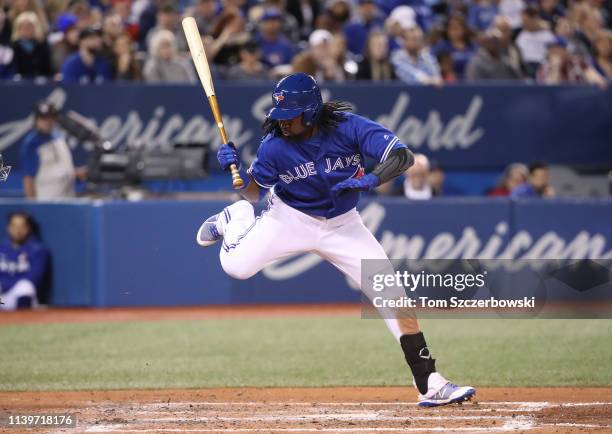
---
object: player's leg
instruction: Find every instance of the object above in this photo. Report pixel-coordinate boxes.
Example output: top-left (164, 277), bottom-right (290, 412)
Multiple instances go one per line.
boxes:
top-left (0, 279), bottom-right (38, 310)
top-left (198, 197), bottom-right (316, 280)
top-left (316, 210), bottom-right (475, 406)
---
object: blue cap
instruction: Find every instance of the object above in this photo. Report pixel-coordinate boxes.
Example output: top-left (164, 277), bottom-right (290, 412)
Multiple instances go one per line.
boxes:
top-left (56, 13), bottom-right (78, 33)
top-left (260, 8), bottom-right (283, 22)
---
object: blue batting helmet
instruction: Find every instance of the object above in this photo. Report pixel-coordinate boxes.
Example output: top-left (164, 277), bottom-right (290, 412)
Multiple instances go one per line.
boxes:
top-left (267, 73), bottom-right (323, 125)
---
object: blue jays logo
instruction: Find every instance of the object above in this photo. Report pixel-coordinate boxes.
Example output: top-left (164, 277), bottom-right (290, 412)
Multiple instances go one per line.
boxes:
top-left (273, 92), bottom-right (285, 104)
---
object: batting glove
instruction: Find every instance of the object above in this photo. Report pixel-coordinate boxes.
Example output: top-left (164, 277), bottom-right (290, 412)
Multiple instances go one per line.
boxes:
top-left (217, 142), bottom-right (241, 171)
top-left (331, 173), bottom-right (380, 195)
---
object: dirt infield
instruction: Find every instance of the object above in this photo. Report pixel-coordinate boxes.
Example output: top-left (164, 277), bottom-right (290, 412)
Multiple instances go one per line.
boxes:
top-left (1, 387), bottom-right (611, 433)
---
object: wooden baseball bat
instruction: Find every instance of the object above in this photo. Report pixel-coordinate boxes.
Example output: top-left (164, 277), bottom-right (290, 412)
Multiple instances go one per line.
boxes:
top-left (182, 16), bottom-right (244, 189)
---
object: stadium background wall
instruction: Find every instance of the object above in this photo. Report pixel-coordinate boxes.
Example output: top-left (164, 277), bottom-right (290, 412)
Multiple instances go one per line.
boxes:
top-left (0, 198), bottom-right (609, 307)
top-left (1, 83), bottom-right (611, 171)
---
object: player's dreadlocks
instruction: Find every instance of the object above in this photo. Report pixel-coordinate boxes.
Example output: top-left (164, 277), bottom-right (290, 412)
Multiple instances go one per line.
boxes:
top-left (262, 101), bottom-right (353, 136)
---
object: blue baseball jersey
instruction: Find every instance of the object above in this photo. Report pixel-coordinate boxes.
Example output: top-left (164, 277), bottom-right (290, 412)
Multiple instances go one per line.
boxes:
top-left (247, 112), bottom-right (406, 218)
top-left (0, 237), bottom-right (48, 291)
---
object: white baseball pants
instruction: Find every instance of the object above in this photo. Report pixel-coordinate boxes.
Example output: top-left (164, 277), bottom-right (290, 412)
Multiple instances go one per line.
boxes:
top-left (218, 196), bottom-right (404, 340)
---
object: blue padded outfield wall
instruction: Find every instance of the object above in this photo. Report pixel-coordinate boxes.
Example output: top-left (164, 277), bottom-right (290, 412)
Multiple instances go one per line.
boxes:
top-left (1, 83), bottom-right (612, 171)
top-left (0, 198), bottom-right (610, 307)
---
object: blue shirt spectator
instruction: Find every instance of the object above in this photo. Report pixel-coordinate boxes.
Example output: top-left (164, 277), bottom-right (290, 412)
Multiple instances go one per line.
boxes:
top-left (0, 212), bottom-right (49, 310)
top-left (391, 27), bottom-right (441, 84)
top-left (256, 9), bottom-right (295, 67)
top-left (433, 13), bottom-right (476, 80)
top-left (433, 40), bottom-right (477, 79)
top-left (510, 183), bottom-right (539, 197)
top-left (61, 27), bottom-right (113, 83)
top-left (343, 0), bottom-right (385, 56)
top-left (510, 162), bottom-right (555, 198)
top-left (468, 1), bottom-right (498, 32)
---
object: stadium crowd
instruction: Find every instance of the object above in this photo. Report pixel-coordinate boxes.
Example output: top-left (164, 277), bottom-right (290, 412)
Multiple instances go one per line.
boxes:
top-left (0, 0), bottom-right (609, 84)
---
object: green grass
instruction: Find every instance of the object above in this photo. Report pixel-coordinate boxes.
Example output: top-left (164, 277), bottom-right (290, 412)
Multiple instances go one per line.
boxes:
top-left (0, 317), bottom-right (611, 391)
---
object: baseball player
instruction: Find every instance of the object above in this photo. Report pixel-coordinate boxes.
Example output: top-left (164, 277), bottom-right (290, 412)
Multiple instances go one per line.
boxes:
top-left (197, 73), bottom-right (475, 406)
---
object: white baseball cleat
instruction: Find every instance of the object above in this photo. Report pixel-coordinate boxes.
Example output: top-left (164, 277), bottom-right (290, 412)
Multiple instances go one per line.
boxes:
top-left (417, 373), bottom-right (476, 407)
top-left (196, 208), bottom-right (228, 247)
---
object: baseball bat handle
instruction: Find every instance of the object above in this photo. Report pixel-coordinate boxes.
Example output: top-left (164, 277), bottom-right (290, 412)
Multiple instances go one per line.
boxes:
top-left (229, 164), bottom-right (244, 189)
top-left (208, 95), bottom-right (244, 189)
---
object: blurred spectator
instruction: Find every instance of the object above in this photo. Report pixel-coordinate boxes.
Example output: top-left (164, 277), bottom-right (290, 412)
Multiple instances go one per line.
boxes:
top-left (493, 16), bottom-right (524, 73)
top-left (487, 162), bottom-right (528, 196)
top-left (356, 30), bottom-right (395, 80)
top-left (593, 30), bottom-right (612, 79)
top-left (50, 13), bottom-right (80, 74)
top-left (498, 0), bottom-right (525, 29)
top-left (0, 4), bottom-right (11, 44)
top-left (433, 13), bottom-right (476, 80)
top-left (8, 0), bottom-right (49, 36)
top-left (516, 5), bottom-right (556, 77)
top-left (255, 9), bottom-right (295, 68)
top-left (143, 29), bottom-right (195, 83)
top-left (385, 5), bottom-right (418, 51)
top-left (20, 102), bottom-right (82, 199)
top-left (11, 11), bottom-right (52, 79)
top-left (207, 7), bottom-right (249, 65)
top-left (66, 0), bottom-right (103, 30)
top-left (553, 16), bottom-right (591, 57)
top-left (113, 34), bottom-right (143, 80)
top-left (101, 12), bottom-right (126, 65)
top-left (466, 28), bottom-right (523, 80)
top-left (146, 3), bottom-right (187, 53)
top-left (436, 51), bottom-right (457, 82)
top-left (61, 26), bottom-right (113, 83)
top-left (537, 36), bottom-right (606, 86)
top-left (539, 0), bottom-right (565, 27)
top-left (252, 0), bottom-right (301, 43)
top-left (468, 0), bottom-right (498, 32)
top-left (139, 0), bottom-right (166, 49)
top-left (316, 0), bottom-right (353, 34)
top-left (343, 0), bottom-right (384, 57)
top-left (0, 8), bottom-right (13, 79)
top-left (187, 0), bottom-right (218, 36)
top-left (403, 153), bottom-right (432, 199)
top-left (292, 29), bottom-right (347, 81)
top-left (391, 26), bottom-right (442, 85)
top-left (0, 212), bottom-right (48, 310)
top-left (225, 40), bottom-right (270, 79)
top-left (511, 162), bottom-right (555, 197)
top-left (576, 4), bottom-right (605, 52)
top-left (286, 0), bottom-right (322, 40)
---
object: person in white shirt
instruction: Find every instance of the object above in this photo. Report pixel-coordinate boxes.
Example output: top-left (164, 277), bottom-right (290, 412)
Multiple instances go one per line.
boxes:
top-left (515, 5), bottom-right (555, 77)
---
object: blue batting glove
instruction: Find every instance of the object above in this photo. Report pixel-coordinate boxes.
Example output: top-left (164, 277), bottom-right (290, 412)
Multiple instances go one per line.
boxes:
top-left (217, 141), bottom-right (241, 171)
top-left (331, 173), bottom-right (380, 195)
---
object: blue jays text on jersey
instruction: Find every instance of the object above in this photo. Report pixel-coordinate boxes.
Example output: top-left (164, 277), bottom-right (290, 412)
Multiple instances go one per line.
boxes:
top-left (247, 112), bottom-right (406, 218)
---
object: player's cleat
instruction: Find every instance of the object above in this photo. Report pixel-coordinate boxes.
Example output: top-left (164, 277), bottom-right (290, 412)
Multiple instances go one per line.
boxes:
top-left (417, 373), bottom-right (475, 407)
top-left (196, 210), bottom-right (227, 247)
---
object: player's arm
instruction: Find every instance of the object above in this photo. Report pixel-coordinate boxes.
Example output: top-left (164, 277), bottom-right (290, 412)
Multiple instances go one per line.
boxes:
top-left (238, 175), bottom-right (262, 203)
top-left (23, 176), bottom-right (36, 198)
top-left (331, 147), bottom-right (414, 195)
top-left (332, 114), bottom-right (414, 194)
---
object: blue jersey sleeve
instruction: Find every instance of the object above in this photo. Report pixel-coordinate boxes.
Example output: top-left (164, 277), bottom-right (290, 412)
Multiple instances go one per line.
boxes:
top-left (350, 114), bottom-right (406, 162)
top-left (247, 138), bottom-right (278, 189)
top-left (20, 134), bottom-right (40, 177)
